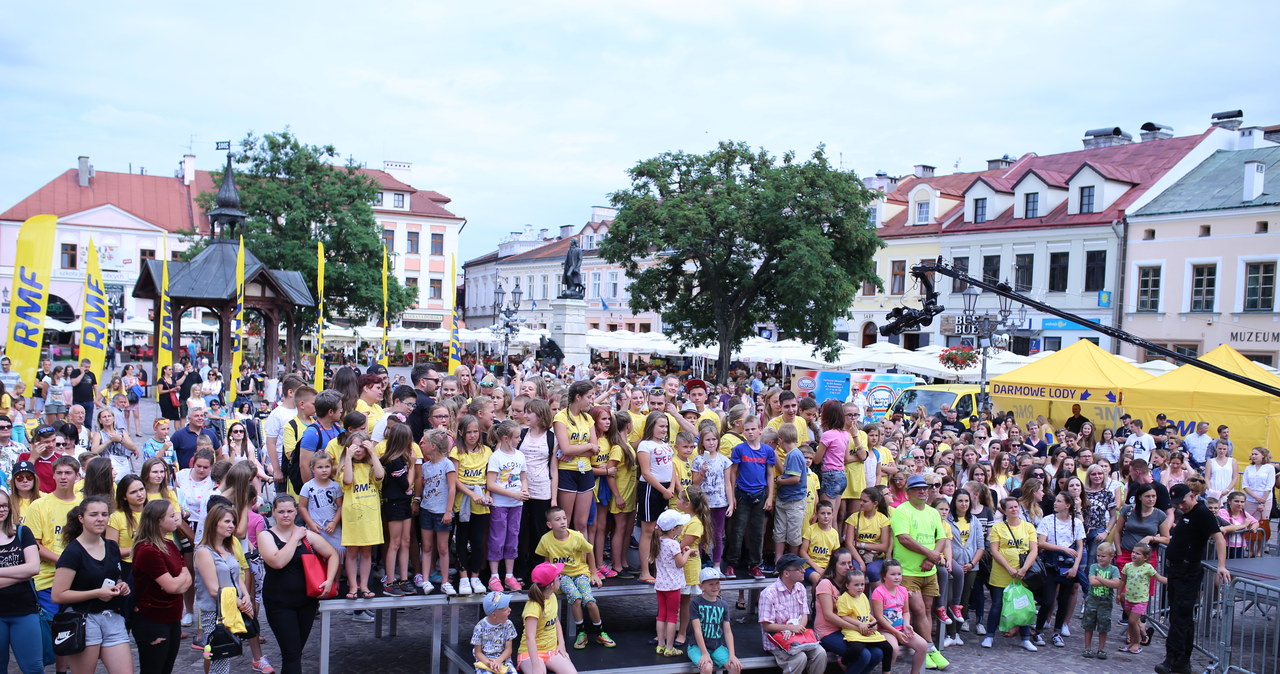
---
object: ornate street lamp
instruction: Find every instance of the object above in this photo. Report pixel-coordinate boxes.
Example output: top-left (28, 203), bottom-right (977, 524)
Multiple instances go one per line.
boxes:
top-left (491, 279), bottom-right (524, 382)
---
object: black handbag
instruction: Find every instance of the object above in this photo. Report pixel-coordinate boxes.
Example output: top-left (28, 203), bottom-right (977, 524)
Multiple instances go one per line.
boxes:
top-left (205, 586), bottom-right (244, 660)
top-left (51, 610), bottom-right (86, 656)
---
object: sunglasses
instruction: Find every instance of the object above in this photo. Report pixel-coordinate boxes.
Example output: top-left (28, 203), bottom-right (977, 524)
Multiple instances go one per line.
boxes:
top-left (0, 425), bottom-right (11, 430)
top-left (54, 442), bottom-right (68, 448)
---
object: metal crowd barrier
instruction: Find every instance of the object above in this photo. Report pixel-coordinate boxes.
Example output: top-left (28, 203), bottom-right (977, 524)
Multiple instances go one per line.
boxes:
top-left (1200, 559), bottom-right (1280, 674)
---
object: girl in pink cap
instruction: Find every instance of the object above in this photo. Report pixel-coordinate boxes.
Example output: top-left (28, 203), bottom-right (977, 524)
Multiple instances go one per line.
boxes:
top-left (519, 562), bottom-right (576, 674)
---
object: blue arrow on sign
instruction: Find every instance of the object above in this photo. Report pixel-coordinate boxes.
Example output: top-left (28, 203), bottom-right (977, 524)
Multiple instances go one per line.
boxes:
top-left (1080, 390), bottom-right (1092, 401)
top-left (1105, 391), bottom-right (1117, 403)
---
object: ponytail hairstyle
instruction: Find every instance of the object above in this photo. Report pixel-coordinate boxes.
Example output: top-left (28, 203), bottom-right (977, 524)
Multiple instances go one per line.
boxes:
top-left (861, 486), bottom-right (889, 517)
top-left (490, 419), bottom-right (520, 445)
top-left (63, 495), bottom-right (112, 546)
top-left (381, 423), bottom-right (414, 465)
top-left (842, 568), bottom-right (867, 594)
top-left (82, 456), bottom-right (116, 504)
top-left (820, 547), bottom-right (855, 593)
top-left (335, 411), bottom-right (368, 449)
top-left (681, 485), bottom-right (712, 552)
top-left (113, 474), bottom-right (144, 532)
top-left (608, 411), bottom-right (635, 468)
top-left (135, 498), bottom-right (176, 552)
top-left (567, 380), bottom-right (594, 411)
top-left (725, 404), bottom-right (748, 433)
top-left (423, 429), bottom-right (451, 459)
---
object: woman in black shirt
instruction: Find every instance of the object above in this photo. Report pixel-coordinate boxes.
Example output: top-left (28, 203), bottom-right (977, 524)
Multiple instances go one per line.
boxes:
top-left (258, 494), bottom-right (339, 674)
top-left (52, 495), bottom-right (133, 674)
top-left (0, 489), bottom-right (42, 674)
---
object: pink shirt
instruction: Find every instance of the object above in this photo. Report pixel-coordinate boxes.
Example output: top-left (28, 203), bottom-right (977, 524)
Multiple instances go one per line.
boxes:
top-left (871, 584), bottom-right (907, 629)
top-left (820, 430), bottom-right (849, 473)
top-left (813, 579), bottom-right (841, 638)
top-left (655, 538), bottom-right (684, 591)
top-left (758, 579), bottom-right (810, 651)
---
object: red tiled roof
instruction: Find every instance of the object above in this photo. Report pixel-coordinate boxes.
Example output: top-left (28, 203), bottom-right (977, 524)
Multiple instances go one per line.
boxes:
top-left (1012, 168), bottom-right (1070, 189)
top-left (945, 130), bottom-right (1212, 234)
top-left (876, 162), bottom-right (1029, 238)
top-left (505, 236), bottom-right (572, 262)
top-left (1, 163), bottom-right (461, 229)
top-left (462, 250), bottom-right (500, 267)
top-left (0, 168), bottom-right (214, 233)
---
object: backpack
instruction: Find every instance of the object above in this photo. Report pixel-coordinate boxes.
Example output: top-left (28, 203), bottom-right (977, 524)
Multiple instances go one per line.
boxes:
top-left (519, 427), bottom-right (557, 471)
top-left (283, 418), bottom-right (318, 493)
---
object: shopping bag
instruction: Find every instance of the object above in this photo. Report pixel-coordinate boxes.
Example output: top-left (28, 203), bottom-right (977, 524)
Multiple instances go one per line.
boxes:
top-left (998, 582), bottom-right (1036, 632)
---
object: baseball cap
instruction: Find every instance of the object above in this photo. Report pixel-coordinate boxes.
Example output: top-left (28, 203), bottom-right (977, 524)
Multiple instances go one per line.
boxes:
top-left (530, 562), bottom-right (564, 587)
top-left (1169, 483), bottom-right (1193, 503)
top-left (656, 509), bottom-right (692, 532)
top-left (905, 474), bottom-right (929, 490)
top-left (699, 567), bottom-right (725, 583)
top-left (684, 378), bottom-right (707, 393)
top-left (12, 460), bottom-right (35, 476)
top-left (1156, 413), bottom-right (1167, 421)
top-left (366, 364), bottom-right (389, 376)
top-left (482, 591), bottom-right (512, 615)
top-left (776, 553), bottom-right (806, 571)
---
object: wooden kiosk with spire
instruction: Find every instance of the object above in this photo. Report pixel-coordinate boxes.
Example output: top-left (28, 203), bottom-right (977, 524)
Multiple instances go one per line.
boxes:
top-left (133, 152), bottom-right (314, 383)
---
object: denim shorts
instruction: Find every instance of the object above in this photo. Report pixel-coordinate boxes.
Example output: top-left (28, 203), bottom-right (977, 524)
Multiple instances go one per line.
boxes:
top-left (84, 610), bottom-right (130, 648)
top-left (820, 470), bottom-right (848, 499)
top-left (419, 509), bottom-right (451, 532)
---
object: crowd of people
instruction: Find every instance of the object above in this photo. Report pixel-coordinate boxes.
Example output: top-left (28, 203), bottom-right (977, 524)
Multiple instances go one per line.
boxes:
top-left (0, 353), bottom-right (1273, 674)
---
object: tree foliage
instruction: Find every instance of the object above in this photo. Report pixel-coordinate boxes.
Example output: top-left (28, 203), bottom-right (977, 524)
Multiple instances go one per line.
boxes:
top-left (599, 141), bottom-right (885, 384)
top-left (189, 129), bottom-right (415, 326)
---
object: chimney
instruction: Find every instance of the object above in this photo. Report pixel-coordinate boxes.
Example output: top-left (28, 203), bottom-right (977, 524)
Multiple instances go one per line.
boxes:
top-left (382, 160), bottom-right (413, 183)
top-left (1237, 127), bottom-right (1268, 150)
top-left (1211, 110), bottom-right (1243, 131)
top-left (1244, 161), bottom-right (1266, 202)
top-left (1139, 122), bottom-right (1174, 142)
top-left (1083, 127), bottom-right (1133, 149)
top-left (559, 225), bottom-right (575, 239)
top-left (913, 164), bottom-right (935, 178)
top-left (590, 206), bottom-right (617, 223)
top-left (181, 154), bottom-right (196, 185)
top-left (538, 228), bottom-right (549, 240)
top-left (77, 156), bottom-right (93, 187)
top-left (986, 154), bottom-right (1014, 170)
top-left (863, 171), bottom-right (896, 192)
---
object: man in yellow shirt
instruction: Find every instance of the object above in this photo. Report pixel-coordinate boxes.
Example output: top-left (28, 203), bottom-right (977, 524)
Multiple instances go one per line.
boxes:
top-left (684, 379), bottom-right (722, 433)
top-left (26, 456), bottom-right (83, 612)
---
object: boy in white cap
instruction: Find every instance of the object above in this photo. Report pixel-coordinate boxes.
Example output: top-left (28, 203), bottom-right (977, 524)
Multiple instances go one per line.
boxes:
top-left (474, 591), bottom-right (518, 674)
top-left (688, 567), bottom-right (742, 674)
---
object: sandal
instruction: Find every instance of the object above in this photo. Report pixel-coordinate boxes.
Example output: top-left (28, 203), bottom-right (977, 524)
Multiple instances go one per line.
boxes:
top-left (1142, 626), bottom-right (1153, 646)
top-left (663, 646), bottom-right (684, 657)
top-left (736, 599), bottom-right (748, 611)
top-left (345, 591), bottom-right (359, 600)
top-left (360, 589), bottom-right (377, 599)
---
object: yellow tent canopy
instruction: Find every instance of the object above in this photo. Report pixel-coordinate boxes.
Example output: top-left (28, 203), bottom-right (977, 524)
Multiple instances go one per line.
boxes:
top-left (1124, 344), bottom-right (1280, 464)
top-left (990, 339), bottom-right (1153, 432)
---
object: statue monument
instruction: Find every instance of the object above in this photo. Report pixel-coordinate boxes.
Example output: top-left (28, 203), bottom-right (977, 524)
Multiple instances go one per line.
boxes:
top-left (550, 237), bottom-right (588, 370)
top-left (559, 239), bottom-right (585, 299)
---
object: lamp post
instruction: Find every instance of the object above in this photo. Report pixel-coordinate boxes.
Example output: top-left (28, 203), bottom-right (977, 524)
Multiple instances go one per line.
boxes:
top-left (491, 280), bottom-right (524, 383)
top-left (962, 284), bottom-right (1015, 412)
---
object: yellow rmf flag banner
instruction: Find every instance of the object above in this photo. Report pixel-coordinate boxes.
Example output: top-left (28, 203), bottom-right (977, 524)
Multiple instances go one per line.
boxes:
top-left (4, 214), bottom-right (57, 387)
top-left (156, 242), bottom-right (174, 398)
top-left (446, 253), bottom-right (461, 376)
top-left (230, 236), bottom-right (246, 382)
top-left (379, 245), bottom-right (389, 368)
top-left (313, 241), bottom-right (325, 391)
top-left (78, 237), bottom-right (109, 381)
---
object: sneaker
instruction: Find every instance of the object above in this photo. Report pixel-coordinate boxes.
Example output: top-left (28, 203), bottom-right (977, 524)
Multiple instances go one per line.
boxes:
top-left (926, 649), bottom-right (949, 669)
top-left (600, 565), bottom-right (618, 579)
top-left (252, 657), bottom-right (276, 673)
top-left (504, 576), bottom-right (523, 591)
top-left (1119, 617), bottom-right (1129, 626)
top-left (471, 577), bottom-right (487, 594)
top-left (1021, 639), bottom-right (1038, 652)
top-left (749, 566), bottom-right (765, 580)
top-left (1095, 650), bottom-right (1108, 660)
top-left (596, 631), bottom-right (617, 647)
top-left (421, 581), bottom-right (435, 595)
top-left (352, 610), bottom-right (375, 623)
top-left (950, 636), bottom-right (964, 647)
top-left (383, 580), bottom-right (404, 597)
top-left (760, 563), bottom-right (776, 575)
top-left (724, 566), bottom-right (736, 578)
top-left (1082, 649), bottom-right (1095, 658)
top-left (1061, 624), bottom-right (1071, 637)
top-left (456, 578), bottom-right (473, 595)
top-left (1033, 633), bottom-right (1046, 647)
top-left (488, 576), bottom-right (504, 592)
top-left (181, 612), bottom-right (193, 627)
top-left (981, 637), bottom-right (993, 648)
top-left (950, 605), bottom-right (965, 623)
top-left (413, 573), bottom-right (426, 589)
top-left (439, 582), bottom-right (457, 595)
top-left (429, 571), bottom-right (442, 584)
top-left (1052, 633), bottom-right (1065, 648)
top-left (574, 633), bottom-right (588, 650)
top-left (399, 580), bottom-right (417, 595)
top-left (959, 619), bottom-right (971, 633)
top-left (975, 623), bottom-right (987, 636)
top-left (934, 607), bottom-right (953, 625)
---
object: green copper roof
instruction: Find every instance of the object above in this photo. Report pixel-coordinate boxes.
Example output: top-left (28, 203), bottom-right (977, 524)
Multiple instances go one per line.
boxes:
top-left (1136, 146), bottom-right (1280, 216)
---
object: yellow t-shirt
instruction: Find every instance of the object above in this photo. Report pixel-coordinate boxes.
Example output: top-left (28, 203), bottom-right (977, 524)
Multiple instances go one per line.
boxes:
top-left (956, 517), bottom-right (971, 547)
top-left (841, 430), bottom-right (870, 499)
top-left (718, 431), bottom-right (746, 458)
top-left (608, 442), bottom-right (637, 513)
top-left (802, 471), bottom-right (821, 538)
top-left (146, 490), bottom-right (182, 516)
top-left (323, 437), bottom-right (343, 463)
top-left (682, 516), bottom-right (704, 585)
top-left (766, 416), bottom-right (811, 444)
top-left (15, 496), bottom-right (35, 526)
top-left (451, 446), bottom-right (493, 515)
top-left (627, 410), bottom-right (648, 446)
top-left (107, 509), bottom-right (141, 561)
top-left (536, 529), bottom-right (592, 578)
top-left (845, 510), bottom-right (890, 553)
top-left (836, 592), bottom-right (885, 643)
top-left (521, 596), bottom-right (560, 654)
top-left (355, 399), bottom-right (384, 431)
top-left (670, 455), bottom-right (692, 507)
top-left (340, 462), bottom-right (384, 547)
top-left (553, 409), bottom-right (594, 473)
top-left (805, 524), bottom-right (840, 572)
top-left (25, 492), bottom-right (84, 590)
top-left (989, 519), bottom-right (1037, 589)
top-left (696, 409), bottom-right (722, 434)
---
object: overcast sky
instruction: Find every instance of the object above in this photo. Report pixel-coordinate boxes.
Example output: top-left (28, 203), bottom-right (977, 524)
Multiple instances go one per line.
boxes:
top-left (2, 0), bottom-right (1276, 261)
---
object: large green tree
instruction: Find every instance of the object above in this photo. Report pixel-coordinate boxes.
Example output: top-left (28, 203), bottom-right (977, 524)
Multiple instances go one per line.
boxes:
top-left (599, 141), bottom-right (885, 385)
top-left (189, 129), bottom-right (415, 326)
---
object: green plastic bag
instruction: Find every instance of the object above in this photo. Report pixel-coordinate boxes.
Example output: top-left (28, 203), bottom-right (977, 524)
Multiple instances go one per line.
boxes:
top-left (999, 581), bottom-right (1036, 632)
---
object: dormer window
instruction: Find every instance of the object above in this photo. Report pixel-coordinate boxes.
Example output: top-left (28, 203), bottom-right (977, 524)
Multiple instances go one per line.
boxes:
top-left (1025, 192), bottom-right (1039, 218)
top-left (915, 201), bottom-right (930, 224)
top-left (394, 193), bottom-right (405, 208)
top-left (1079, 186), bottom-right (1095, 214)
top-left (974, 198), bottom-right (987, 223)
top-left (373, 192), bottom-right (384, 207)
top-left (584, 234), bottom-right (595, 249)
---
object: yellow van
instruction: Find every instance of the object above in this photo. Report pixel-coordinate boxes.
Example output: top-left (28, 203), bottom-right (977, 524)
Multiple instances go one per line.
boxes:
top-left (890, 384), bottom-right (982, 420)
